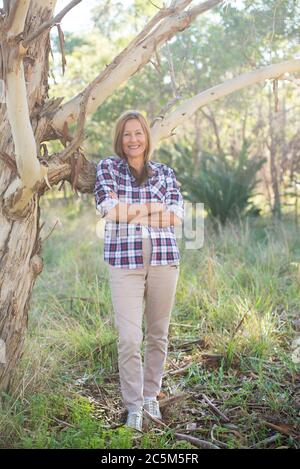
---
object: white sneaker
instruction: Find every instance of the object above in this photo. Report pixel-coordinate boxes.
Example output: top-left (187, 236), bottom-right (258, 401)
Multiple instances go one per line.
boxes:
top-left (143, 399), bottom-right (162, 419)
top-left (126, 410), bottom-right (143, 432)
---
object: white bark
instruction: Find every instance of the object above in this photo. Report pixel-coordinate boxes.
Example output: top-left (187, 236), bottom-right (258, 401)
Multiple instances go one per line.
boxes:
top-left (0, 1), bottom-right (58, 394)
top-left (3, 0), bottom-right (58, 215)
top-left (4, 56), bottom-right (47, 214)
top-left (6, 0), bottom-right (31, 38)
top-left (6, 61), bottom-right (42, 188)
top-left (150, 59), bottom-right (300, 150)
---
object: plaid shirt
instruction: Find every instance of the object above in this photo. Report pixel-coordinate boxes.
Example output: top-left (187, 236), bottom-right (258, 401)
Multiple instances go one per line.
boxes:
top-left (94, 156), bottom-right (184, 269)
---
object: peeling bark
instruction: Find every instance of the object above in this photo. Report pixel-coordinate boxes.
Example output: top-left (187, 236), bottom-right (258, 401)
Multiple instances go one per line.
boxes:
top-left (0, 197), bottom-right (42, 392)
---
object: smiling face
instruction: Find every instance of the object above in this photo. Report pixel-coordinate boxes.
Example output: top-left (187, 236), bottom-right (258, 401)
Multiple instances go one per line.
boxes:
top-left (121, 118), bottom-right (148, 162)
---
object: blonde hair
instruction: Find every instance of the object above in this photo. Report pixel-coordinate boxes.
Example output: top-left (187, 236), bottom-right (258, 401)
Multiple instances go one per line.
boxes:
top-left (113, 110), bottom-right (153, 186)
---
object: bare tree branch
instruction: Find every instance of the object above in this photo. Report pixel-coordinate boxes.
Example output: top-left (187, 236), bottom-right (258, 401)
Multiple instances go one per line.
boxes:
top-left (51, 0), bottom-right (222, 134)
top-left (150, 59), bottom-right (300, 150)
top-left (133, 2), bottom-right (190, 49)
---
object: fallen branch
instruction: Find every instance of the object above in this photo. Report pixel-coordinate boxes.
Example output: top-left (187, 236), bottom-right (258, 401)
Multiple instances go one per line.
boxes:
top-left (143, 409), bottom-right (167, 428)
top-left (263, 421), bottom-right (298, 438)
top-left (175, 432), bottom-right (220, 449)
top-left (52, 416), bottom-right (76, 429)
top-left (170, 337), bottom-right (208, 350)
top-left (202, 394), bottom-right (230, 423)
top-left (251, 434), bottom-right (281, 449)
top-left (158, 393), bottom-right (189, 409)
top-left (163, 363), bottom-right (193, 376)
top-left (211, 425), bottom-right (230, 449)
top-left (143, 409), bottom-right (221, 449)
top-left (200, 353), bottom-right (224, 367)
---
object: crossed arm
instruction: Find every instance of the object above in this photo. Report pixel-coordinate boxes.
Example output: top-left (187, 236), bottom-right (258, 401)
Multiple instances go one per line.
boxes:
top-left (105, 192), bottom-right (182, 227)
top-left (94, 160), bottom-right (183, 228)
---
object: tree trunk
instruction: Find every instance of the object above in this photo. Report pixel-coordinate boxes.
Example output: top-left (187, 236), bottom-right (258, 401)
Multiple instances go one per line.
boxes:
top-left (0, 0), bottom-right (56, 393)
top-left (0, 1), bottom-right (225, 394)
top-left (268, 89), bottom-right (281, 219)
top-left (0, 197), bottom-right (43, 392)
top-left (0, 0), bottom-right (298, 395)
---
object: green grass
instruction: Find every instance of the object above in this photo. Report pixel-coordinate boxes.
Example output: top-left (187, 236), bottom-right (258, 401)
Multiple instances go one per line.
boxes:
top-left (0, 201), bottom-right (299, 449)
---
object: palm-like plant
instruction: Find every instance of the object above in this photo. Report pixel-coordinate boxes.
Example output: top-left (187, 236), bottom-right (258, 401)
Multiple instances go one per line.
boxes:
top-left (160, 140), bottom-right (265, 226)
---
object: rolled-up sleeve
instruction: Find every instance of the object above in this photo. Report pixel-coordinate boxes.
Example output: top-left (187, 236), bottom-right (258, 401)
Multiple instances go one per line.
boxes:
top-left (94, 159), bottom-right (119, 218)
top-left (165, 167), bottom-right (184, 221)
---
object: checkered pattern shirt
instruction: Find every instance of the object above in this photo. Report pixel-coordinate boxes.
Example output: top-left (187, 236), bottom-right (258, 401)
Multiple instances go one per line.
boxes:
top-left (94, 156), bottom-right (184, 269)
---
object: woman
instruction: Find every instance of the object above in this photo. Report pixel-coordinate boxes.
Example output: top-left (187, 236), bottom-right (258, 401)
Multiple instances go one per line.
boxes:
top-left (94, 110), bottom-right (184, 432)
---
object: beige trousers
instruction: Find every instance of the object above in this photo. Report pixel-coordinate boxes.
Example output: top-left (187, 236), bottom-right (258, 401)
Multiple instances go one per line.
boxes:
top-left (108, 237), bottom-right (180, 412)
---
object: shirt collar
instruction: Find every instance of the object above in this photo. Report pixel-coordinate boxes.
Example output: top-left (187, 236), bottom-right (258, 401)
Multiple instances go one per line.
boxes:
top-left (119, 158), bottom-right (158, 179)
top-left (147, 160), bottom-right (159, 177)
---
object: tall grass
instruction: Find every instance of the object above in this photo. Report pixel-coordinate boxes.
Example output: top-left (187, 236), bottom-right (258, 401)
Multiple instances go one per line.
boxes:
top-left (177, 216), bottom-right (299, 360)
top-left (0, 201), bottom-right (299, 448)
